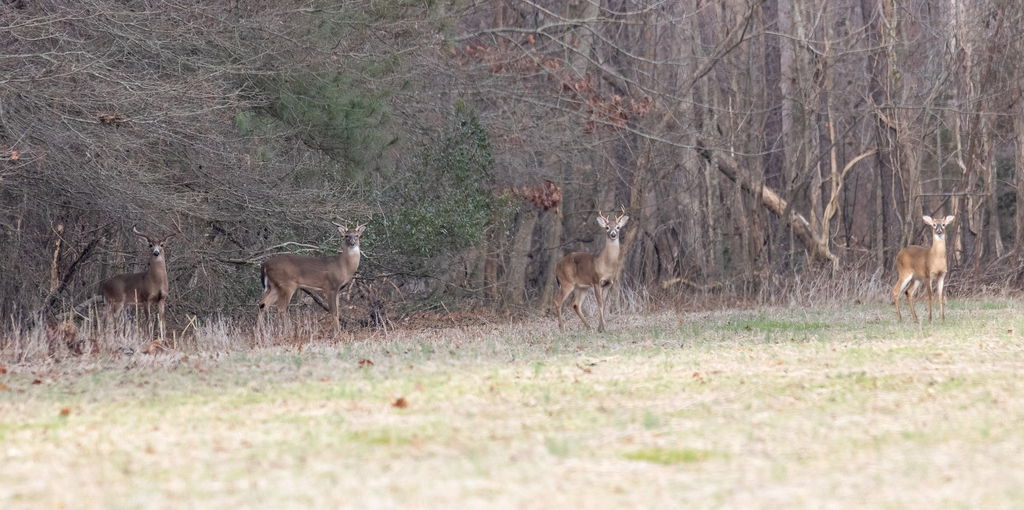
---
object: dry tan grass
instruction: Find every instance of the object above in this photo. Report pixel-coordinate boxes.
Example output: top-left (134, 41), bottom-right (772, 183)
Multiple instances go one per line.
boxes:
top-left (2, 299), bottom-right (1024, 508)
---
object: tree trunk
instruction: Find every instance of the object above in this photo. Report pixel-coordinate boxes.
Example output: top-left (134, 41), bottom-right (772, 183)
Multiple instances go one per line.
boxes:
top-left (504, 207), bottom-right (538, 306)
top-left (1015, 103), bottom-right (1024, 255)
top-left (540, 207), bottom-right (564, 312)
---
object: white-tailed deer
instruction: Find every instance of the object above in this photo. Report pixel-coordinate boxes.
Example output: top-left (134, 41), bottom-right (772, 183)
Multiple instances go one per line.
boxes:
top-left (893, 215), bottom-right (955, 322)
top-left (258, 222), bottom-right (366, 330)
top-left (98, 226), bottom-right (174, 339)
top-left (555, 207), bottom-right (629, 332)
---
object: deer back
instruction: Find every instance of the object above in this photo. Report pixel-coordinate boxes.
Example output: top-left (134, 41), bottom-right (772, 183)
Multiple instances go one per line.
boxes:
top-left (557, 252), bottom-right (601, 287)
top-left (262, 223), bottom-right (365, 292)
top-left (263, 251), bottom-right (359, 290)
top-left (896, 245), bottom-right (932, 278)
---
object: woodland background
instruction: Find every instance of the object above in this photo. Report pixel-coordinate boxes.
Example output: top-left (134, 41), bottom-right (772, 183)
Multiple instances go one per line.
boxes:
top-left (2, 0), bottom-right (1023, 330)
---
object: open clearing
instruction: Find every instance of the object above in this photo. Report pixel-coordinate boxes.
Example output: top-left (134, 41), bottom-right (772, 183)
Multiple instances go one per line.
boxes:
top-left (3, 300), bottom-right (1024, 508)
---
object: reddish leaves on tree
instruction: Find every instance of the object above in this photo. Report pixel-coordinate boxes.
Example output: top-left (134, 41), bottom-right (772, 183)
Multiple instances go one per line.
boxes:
top-left (460, 45), bottom-right (649, 135)
top-left (513, 180), bottom-right (562, 213)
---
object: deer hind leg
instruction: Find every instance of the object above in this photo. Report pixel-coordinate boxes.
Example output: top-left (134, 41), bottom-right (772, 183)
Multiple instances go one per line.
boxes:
top-left (571, 285), bottom-right (593, 331)
top-left (555, 278), bottom-right (573, 332)
top-left (894, 274), bottom-right (914, 322)
top-left (258, 284), bottom-right (283, 328)
top-left (906, 280), bottom-right (921, 323)
top-left (274, 286), bottom-right (298, 332)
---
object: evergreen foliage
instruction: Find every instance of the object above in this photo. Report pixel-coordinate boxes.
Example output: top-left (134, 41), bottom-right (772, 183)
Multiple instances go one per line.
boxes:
top-left (373, 105), bottom-right (497, 273)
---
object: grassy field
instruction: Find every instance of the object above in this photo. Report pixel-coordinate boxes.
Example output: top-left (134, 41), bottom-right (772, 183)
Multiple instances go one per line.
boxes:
top-left (2, 299), bottom-right (1024, 509)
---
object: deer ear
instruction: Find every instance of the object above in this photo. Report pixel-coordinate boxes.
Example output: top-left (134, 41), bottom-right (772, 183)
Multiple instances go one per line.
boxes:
top-left (138, 236), bottom-right (150, 245)
top-left (944, 215), bottom-right (955, 224)
top-left (922, 216), bottom-right (934, 225)
top-left (595, 216), bottom-right (609, 228)
top-left (618, 215), bottom-right (630, 227)
top-left (355, 225), bottom-right (366, 234)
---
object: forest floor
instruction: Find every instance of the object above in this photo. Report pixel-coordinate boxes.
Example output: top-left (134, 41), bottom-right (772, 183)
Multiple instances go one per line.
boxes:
top-left (2, 299), bottom-right (1024, 508)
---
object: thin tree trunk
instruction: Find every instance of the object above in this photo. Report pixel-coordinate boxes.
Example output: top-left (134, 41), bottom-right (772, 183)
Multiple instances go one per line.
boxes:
top-left (1014, 103), bottom-right (1024, 255)
top-left (540, 207), bottom-right (564, 312)
top-left (505, 207), bottom-right (538, 306)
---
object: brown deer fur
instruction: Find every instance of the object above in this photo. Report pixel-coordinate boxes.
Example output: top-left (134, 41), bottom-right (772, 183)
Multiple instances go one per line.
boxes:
top-left (98, 227), bottom-right (174, 339)
top-left (258, 223), bottom-right (366, 330)
top-left (554, 208), bottom-right (629, 333)
top-left (893, 215), bottom-right (954, 322)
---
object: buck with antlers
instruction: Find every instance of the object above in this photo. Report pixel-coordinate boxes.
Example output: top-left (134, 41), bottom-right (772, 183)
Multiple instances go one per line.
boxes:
top-left (893, 215), bottom-right (955, 322)
top-left (98, 226), bottom-right (175, 339)
top-left (258, 222), bottom-right (366, 330)
top-left (555, 207), bottom-right (630, 333)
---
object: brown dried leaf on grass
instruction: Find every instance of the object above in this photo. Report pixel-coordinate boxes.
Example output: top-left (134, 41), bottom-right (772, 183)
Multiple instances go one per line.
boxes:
top-left (392, 397), bottom-right (408, 409)
top-left (142, 339), bottom-right (164, 354)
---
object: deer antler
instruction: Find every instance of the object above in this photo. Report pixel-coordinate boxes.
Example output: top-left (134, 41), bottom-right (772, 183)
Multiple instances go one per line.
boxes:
top-left (617, 205), bottom-right (626, 222)
top-left (597, 209), bottom-right (608, 224)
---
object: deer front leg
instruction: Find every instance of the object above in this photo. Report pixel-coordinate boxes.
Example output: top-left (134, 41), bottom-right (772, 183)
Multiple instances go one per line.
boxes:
top-left (326, 288), bottom-right (342, 331)
top-left (926, 278), bottom-right (934, 322)
top-left (157, 300), bottom-right (166, 340)
top-left (140, 303), bottom-right (152, 337)
top-left (937, 272), bottom-right (946, 322)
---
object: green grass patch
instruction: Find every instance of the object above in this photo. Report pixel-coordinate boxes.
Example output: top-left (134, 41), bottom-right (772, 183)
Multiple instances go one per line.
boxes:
top-left (623, 447), bottom-right (725, 465)
top-left (719, 317), bottom-right (831, 333)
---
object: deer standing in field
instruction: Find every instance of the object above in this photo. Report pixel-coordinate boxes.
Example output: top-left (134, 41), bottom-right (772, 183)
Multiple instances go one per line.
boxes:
top-left (258, 222), bottom-right (366, 330)
top-left (98, 226), bottom-right (175, 339)
top-left (893, 215), bottom-right (955, 322)
top-left (555, 207), bottom-right (630, 333)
